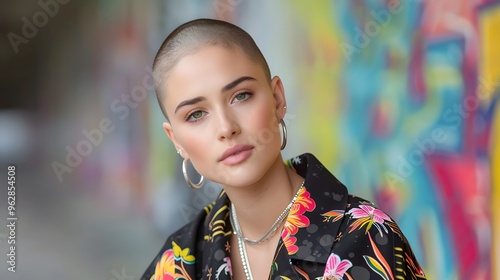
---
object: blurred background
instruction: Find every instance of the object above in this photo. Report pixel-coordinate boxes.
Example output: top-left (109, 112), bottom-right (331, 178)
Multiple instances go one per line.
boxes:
top-left (0, 0), bottom-right (498, 279)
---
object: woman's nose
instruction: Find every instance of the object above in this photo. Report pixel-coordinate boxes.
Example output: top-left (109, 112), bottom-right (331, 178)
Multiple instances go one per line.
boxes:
top-left (217, 112), bottom-right (241, 141)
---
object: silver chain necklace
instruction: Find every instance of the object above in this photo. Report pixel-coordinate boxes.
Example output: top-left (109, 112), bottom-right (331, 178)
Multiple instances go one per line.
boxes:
top-left (229, 182), bottom-right (304, 280)
top-left (235, 232), bottom-right (254, 280)
top-left (231, 181), bottom-right (305, 245)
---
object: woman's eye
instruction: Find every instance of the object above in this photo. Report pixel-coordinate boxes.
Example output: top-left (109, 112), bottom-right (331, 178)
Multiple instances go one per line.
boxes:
top-left (233, 92), bottom-right (252, 102)
top-left (186, 110), bottom-right (205, 122)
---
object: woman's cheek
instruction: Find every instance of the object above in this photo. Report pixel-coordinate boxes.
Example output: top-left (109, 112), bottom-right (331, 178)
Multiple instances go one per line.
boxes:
top-left (252, 103), bottom-right (280, 140)
top-left (178, 126), bottom-right (209, 157)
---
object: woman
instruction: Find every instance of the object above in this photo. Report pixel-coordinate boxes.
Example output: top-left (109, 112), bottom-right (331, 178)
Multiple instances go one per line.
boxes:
top-left (142, 18), bottom-right (426, 280)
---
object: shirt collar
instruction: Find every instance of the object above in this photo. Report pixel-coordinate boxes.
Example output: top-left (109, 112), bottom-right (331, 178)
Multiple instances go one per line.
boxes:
top-left (284, 153), bottom-right (349, 264)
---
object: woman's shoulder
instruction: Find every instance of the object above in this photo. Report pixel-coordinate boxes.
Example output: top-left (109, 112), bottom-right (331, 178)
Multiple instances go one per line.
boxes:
top-left (345, 194), bottom-right (388, 213)
top-left (332, 194), bottom-right (427, 278)
top-left (140, 208), bottom-right (205, 280)
top-left (140, 192), bottom-right (230, 280)
top-left (342, 194), bottom-right (407, 240)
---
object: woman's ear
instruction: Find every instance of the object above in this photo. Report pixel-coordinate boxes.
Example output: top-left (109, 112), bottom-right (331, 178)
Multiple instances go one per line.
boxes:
top-left (271, 76), bottom-right (287, 120)
top-left (163, 122), bottom-right (185, 157)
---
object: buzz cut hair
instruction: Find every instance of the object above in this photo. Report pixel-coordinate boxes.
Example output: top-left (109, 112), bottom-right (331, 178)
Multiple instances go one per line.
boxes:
top-left (152, 18), bottom-right (272, 119)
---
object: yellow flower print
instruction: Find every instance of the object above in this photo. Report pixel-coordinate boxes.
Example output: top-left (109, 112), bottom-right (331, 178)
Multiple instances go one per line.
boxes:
top-left (150, 242), bottom-right (195, 280)
top-left (172, 241), bottom-right (195, 264)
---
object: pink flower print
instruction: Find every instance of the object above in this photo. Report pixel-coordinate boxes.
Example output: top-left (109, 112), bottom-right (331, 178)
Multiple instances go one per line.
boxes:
top-left (323, 253), bottom-right (353, 280)
top-left (347, 205), bottom-right (392, 236)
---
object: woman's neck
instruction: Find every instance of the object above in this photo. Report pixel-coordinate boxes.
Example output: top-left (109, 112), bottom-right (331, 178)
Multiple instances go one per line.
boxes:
top-left (223, 154), bottom-right (304, 241)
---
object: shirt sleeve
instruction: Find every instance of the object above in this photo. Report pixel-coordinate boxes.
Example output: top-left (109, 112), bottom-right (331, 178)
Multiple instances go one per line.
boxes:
top-left (326, 198), bottom-right (426, 280)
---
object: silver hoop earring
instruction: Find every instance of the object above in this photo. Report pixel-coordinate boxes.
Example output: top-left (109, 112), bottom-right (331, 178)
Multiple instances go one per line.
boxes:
top-left (182, 158), bottom-right (205, 189)
top-left (280, 119), bottom-right (287, 150)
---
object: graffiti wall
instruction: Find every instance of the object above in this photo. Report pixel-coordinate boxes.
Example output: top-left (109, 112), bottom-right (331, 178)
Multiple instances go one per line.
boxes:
top-left (257, 0), bottom-right (498, 279)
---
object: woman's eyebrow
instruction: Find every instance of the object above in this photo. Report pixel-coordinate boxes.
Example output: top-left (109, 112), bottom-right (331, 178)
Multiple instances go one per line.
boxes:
top-left (221, 76), bottom-right (256, 93)
top-left (174, 76), bottom-right (256, 114)
top-left (174, 96), bottom-right (206, 114)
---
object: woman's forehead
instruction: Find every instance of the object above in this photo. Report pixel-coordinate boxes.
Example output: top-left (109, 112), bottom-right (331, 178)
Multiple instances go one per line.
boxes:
top-left (175, 45), bottom-right (257, 73)
top-left (166, 46), bottom-right (265, 90)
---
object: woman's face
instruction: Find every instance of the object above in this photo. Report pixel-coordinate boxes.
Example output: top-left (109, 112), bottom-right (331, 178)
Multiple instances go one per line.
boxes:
top-left (161, 45), bottom-right (286, 187)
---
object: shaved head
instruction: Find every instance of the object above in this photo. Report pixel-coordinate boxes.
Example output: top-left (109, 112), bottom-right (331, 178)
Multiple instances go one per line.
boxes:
top-left (152, 18), bottom-right (271, 119)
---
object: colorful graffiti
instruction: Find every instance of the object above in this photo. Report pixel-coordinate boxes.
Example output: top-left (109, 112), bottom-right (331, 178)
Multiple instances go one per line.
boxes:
top-left (278, 0), bottom-right (500, 279)
top-left (276, 0), bottom-right (498, 279)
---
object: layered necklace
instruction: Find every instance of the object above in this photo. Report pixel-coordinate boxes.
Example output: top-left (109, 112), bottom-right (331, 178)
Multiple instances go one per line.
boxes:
top-left (229, 181), bottom-right (304, 280)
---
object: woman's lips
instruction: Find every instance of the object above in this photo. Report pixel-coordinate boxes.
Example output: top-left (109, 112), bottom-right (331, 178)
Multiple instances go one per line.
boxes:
top-left (219, 144), bottom-right (254, 165)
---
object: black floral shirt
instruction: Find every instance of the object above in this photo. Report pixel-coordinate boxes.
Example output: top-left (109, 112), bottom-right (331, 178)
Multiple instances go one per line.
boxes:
top-left (141, 153), bottom-right (426, 280)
